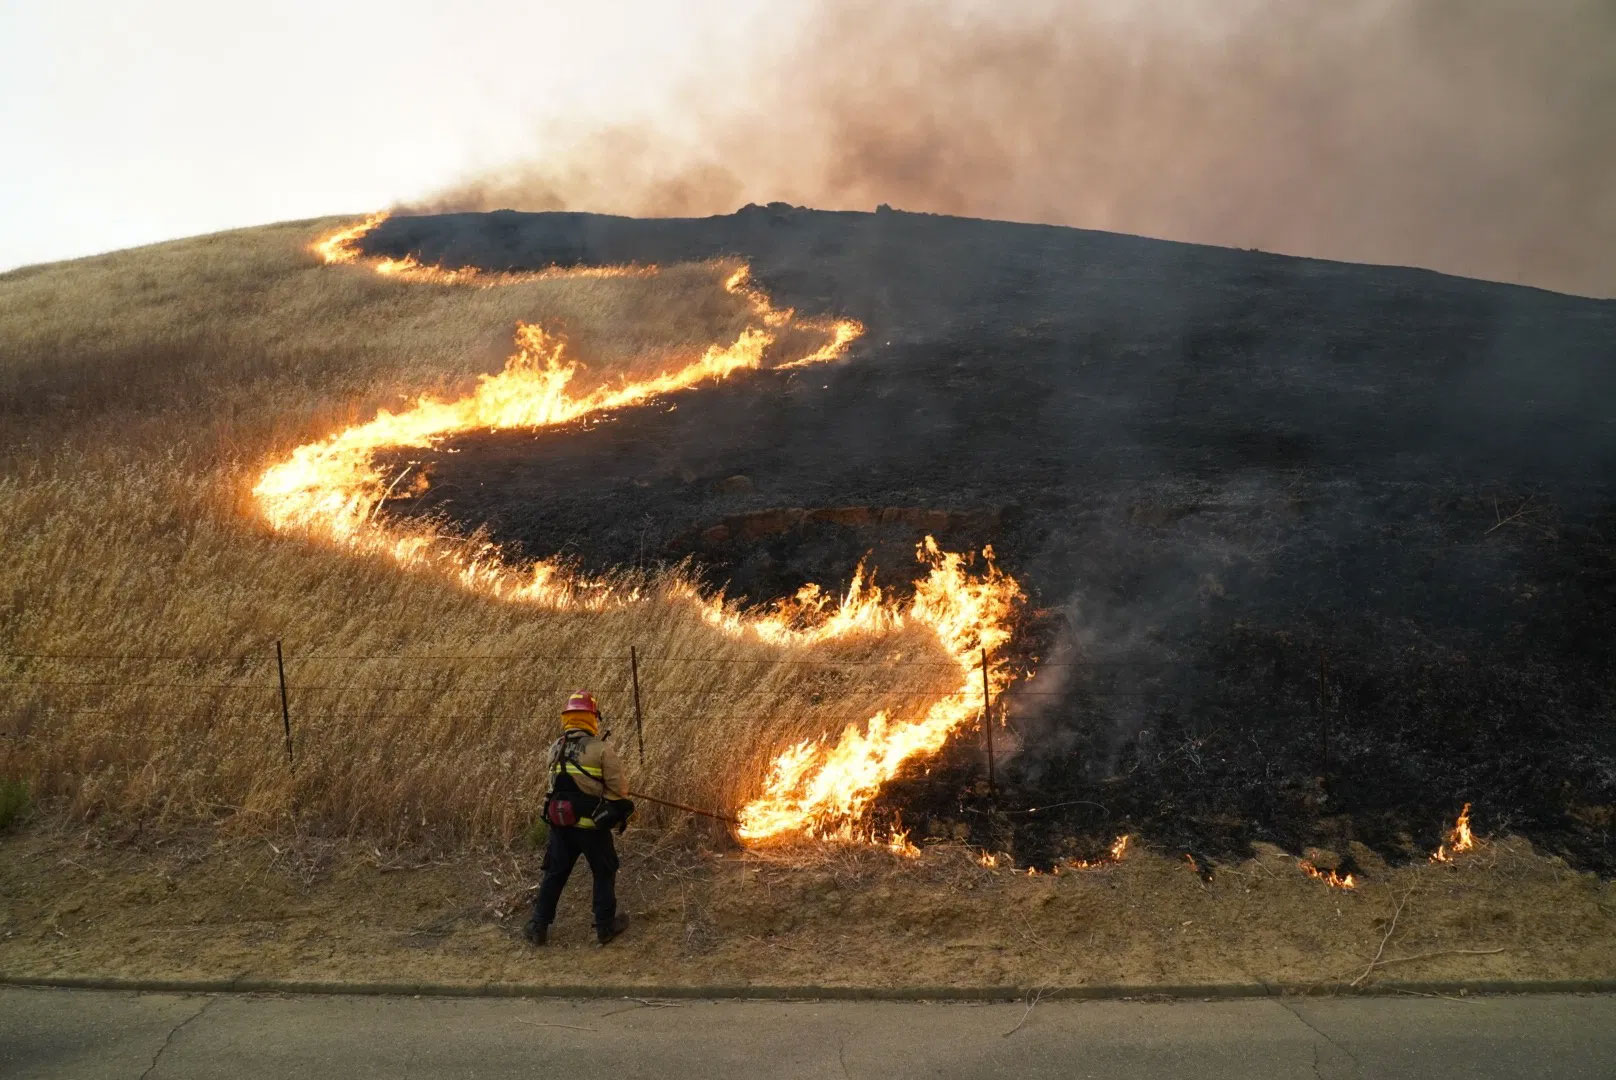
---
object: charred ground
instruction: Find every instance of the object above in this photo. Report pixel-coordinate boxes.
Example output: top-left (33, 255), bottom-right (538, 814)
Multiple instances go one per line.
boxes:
top-left (365, 206), bottom-right (1616, 875)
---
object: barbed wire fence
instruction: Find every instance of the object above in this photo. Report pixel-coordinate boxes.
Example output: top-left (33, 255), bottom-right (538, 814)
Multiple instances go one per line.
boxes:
top-left (1, 645), bottom-right (1248, 812)
top-left (11, 643), bottom-right (1531, 864)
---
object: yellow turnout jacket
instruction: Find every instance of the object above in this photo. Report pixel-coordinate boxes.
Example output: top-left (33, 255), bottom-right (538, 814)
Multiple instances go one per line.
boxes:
top-left (548, 732), bottom-right (628, 828)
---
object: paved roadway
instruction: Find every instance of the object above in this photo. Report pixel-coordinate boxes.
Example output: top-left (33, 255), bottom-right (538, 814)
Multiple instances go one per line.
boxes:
top-left (2, 986), bottom-right (1613, 1079)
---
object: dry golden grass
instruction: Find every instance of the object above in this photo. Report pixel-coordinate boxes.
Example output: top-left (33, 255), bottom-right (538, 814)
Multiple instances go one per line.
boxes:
top-left (7, 824), bottom-right (1609, 991)
top-left (0, 219), bottom-right (954, 848)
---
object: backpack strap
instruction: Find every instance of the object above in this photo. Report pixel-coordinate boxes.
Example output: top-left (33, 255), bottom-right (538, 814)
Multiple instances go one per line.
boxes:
top-left (549, 731), bottom-right (609, 824)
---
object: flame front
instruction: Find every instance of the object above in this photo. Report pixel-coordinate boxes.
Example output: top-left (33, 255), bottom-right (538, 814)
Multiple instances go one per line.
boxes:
top-left (257, 320), bottom-right (780, 543)
top-left (255, 215), bottom-right (1022, 846)
top-left (735, 538), bottom-right (1022, 841)
top-left (309, 211), bottom-right (654, 285)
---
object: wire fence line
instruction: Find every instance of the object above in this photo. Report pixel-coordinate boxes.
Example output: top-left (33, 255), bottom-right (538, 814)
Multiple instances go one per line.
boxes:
top-left (0, 649), bottom-right (1224, 712)
top-left (0, 645), bottom-right (1354, 824)
top-left (0, 642), bottom-right (1103, 782)
top-left (0, 649), bottom-right (1203, 668)
top-left (0, 640), bottom-right (1234, 792)
top-left (3, 650), bottom-right (964, 666)
top-left (0, 679), bottom-right (1147, 700)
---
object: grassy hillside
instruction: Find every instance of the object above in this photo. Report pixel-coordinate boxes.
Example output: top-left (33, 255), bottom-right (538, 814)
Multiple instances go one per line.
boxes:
top-left (7, 206), bottom-right (1613, 875)
top-left (0, 221), bottom-right (950, 847)
top-left (3, 215), bottom-right (1611, 994)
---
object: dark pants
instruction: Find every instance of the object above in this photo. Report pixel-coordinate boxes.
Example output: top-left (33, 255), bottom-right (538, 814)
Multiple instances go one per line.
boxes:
top-left (532, 825), bottom-right (618, 931)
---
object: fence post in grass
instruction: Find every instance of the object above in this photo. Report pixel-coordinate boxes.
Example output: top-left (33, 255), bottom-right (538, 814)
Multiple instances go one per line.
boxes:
top-left (275, 640), bottom-right (294, 772)
top-left (980, 646), bottom-right (996, 800)
top-left (630, 646), bottom-right (645, 768)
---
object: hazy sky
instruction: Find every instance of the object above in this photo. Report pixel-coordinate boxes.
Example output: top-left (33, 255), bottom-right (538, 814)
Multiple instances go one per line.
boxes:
top-left (4, 1), bottom-right (1612, 295)
top-left (0, 0), bottom-right (784, 269)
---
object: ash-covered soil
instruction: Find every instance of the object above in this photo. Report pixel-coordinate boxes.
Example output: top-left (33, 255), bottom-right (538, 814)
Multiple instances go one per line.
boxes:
top-left (364, 206), bottom-right (1616, 875)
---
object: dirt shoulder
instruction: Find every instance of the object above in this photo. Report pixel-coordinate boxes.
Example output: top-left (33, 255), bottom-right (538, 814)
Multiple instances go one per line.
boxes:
top-left (2, 820), bottom-right (1612, 994)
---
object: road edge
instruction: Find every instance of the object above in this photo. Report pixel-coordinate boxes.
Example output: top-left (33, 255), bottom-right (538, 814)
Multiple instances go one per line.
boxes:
top-left (4, 972), bottom-right (1614, 1002)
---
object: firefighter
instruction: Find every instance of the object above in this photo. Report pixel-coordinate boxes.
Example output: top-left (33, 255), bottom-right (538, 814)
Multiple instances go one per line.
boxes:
top-left (524, 691), bottom-right (634, 946)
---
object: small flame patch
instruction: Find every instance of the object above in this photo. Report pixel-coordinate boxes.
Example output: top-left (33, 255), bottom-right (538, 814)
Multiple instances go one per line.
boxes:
top-left (1431, 803), bottom-right (1476, 863)
top-left (1298, 859), bottom-right (1357, 890)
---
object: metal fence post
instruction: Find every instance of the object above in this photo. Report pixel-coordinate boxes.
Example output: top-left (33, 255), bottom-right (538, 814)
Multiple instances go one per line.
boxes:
top-left (630, 646), bottom-right (645, 768)
top-left (980, 646), bottom-right (996, 799)
top-left (275, 640), bottom-right (294, 772)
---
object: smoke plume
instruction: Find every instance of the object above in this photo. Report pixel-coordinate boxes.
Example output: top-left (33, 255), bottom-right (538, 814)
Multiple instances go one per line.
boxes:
top-left (415, 0), bottom-right (1616, 297)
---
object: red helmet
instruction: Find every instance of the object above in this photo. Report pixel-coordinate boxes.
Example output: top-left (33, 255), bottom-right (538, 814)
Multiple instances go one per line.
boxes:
top-left (563, 691), bottom-right (600, 717)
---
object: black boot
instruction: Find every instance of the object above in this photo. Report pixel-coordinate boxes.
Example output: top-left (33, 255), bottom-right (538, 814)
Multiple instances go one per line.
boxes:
top-left (523, 918), bottom-right (548, 946)
top-left (596, 913), bottom-right (629, 945)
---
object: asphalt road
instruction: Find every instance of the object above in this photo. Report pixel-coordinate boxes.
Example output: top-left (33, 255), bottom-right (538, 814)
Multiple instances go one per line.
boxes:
top-left (3, 987), bottom-right (1614, 1079)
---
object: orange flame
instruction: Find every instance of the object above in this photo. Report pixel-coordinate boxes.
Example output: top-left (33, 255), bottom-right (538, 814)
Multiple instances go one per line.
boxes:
top-left (1066, 834), bottom-right (1131, 871)
top-left (1430, 803), bottom-right (1476, 863)
top-left (258, 216), bottom-right (1015, 845)
top-left (973, 835), bottom-right (1130, 875)
top-left (309, 212), bottom-right (656, 285)
top-left (886, 827), bottom-right (922, 859)
top-left (311, 212), bottom-right (388, 264)
top-left (735, 539), bottom-right (1022, 840)
top-left (1298, 859), bottom-right (1357, 889)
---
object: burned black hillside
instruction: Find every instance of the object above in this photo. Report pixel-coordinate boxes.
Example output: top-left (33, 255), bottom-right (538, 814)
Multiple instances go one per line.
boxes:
top-left (364, 206), bottom-right (1616, 875)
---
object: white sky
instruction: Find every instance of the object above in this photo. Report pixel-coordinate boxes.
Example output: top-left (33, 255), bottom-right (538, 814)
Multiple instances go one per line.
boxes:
top-left (0, 0), bottom-right (788, 269)
top-left (6, 1), bottom-right (1608, 294)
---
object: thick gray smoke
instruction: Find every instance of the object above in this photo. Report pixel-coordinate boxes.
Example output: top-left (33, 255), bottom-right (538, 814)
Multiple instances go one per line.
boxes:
top-left (416, 1), bottom-right (1616, 297)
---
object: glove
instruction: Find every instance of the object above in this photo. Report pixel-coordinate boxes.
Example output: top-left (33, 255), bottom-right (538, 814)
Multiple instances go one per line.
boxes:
top-left (597, 798), bottom-right (634, 834)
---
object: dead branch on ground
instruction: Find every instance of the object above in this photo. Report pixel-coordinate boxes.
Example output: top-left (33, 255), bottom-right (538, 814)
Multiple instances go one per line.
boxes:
top-left (1001, 987), bottom-right (1049, 1037)
top-left (1351, 883), bottom-right (1415, 988)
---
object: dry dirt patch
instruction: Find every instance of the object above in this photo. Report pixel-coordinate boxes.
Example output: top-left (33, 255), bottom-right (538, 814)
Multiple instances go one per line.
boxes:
top-left (3, 821), bottom-right (1611, 993)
